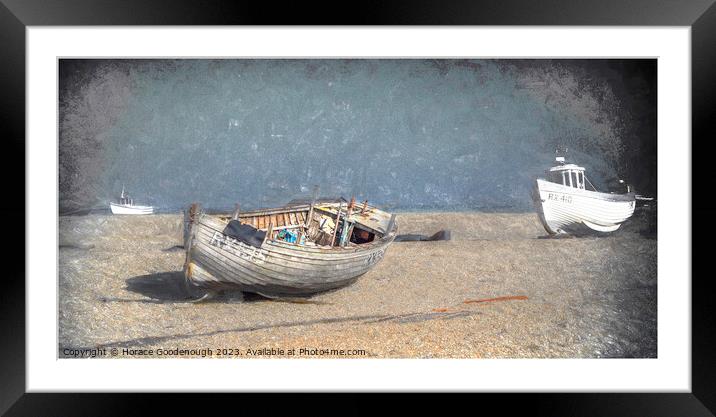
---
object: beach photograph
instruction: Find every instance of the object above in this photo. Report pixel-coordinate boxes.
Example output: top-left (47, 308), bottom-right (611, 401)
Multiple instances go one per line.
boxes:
top-left (58, 58), bottom-right (657, 359)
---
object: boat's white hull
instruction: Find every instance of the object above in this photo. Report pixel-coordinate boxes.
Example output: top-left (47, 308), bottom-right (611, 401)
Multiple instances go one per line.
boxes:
top-left (109, 202), bottom-right (154, 215)
top-left (532, 179), bottom-right (635, 235)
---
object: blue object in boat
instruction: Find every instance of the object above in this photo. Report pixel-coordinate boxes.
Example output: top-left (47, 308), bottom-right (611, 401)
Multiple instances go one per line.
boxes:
top-left (278, 229), bottom-right (297, 243)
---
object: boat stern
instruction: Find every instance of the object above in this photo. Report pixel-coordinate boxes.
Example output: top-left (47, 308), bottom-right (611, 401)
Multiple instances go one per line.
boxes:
top-left (182, 203), bottom-right (202, 287)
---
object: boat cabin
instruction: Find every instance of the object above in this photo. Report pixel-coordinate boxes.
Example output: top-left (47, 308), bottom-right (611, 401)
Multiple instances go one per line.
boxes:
top-left (119, 187), bottom-right (134, 206)
top-left (547, 163), bottom-right (588, 190)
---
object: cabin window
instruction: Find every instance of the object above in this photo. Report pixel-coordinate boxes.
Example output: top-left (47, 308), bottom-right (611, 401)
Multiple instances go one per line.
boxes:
top-left (550, 169), bottom-right (586, 188)
top-left (548, 172), bottom-right (562, 184)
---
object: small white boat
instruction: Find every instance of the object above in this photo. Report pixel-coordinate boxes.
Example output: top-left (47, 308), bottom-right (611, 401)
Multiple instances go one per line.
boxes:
top-left (109, 186), bottom-right (154, 215)
top-left (532, 156), bottom-right (635, 235)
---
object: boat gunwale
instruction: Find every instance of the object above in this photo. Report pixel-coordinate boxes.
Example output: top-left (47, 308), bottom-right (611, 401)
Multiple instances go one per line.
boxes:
top-left (197, 219), bottom-right (396, 257)
top-left (217, 201), bottom-right (386, 220)
top-left (197, 209), bottom-right (397, 254)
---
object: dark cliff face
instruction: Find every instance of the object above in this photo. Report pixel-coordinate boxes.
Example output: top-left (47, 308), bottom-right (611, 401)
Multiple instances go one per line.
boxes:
top-left (59, 59), bottom-right (656, 213)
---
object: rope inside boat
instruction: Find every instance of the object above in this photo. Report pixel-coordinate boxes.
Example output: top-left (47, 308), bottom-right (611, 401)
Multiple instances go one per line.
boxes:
top-left (584, 175), bottom-right (598, 191)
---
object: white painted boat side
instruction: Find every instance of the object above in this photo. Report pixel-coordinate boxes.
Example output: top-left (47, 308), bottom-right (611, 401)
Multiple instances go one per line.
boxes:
top-left (109, 202), bottom-right (154, 215)
top-left (533, 179), bottom-right (635, 235)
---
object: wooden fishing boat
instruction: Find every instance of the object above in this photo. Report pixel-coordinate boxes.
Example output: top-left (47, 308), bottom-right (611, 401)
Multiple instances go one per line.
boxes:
top-left (183, 198), bottom-right (397, 298)
top-left (532, 156), bottom-right (636, 235)
top-left (109, 186), bottom-right (154, 215)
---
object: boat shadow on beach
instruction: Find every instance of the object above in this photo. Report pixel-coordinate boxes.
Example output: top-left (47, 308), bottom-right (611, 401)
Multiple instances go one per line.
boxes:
top-left (114, 271), bottom-right (328, 304)
top-left (107, 271), bottom-right (246, 304)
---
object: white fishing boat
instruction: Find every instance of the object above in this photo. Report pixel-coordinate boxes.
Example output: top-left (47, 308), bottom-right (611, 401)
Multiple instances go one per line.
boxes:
top-left (532, 156), bottom-right (635, 235)
top-left (109, 186), bottom-right (154, 215)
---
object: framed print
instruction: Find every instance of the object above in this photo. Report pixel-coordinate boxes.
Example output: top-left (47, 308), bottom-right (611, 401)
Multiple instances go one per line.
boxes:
top-left (5, 0), bottom-right (714, 415)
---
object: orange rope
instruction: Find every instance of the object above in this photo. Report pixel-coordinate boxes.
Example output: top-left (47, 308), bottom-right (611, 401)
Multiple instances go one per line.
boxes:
top-left (463, 295), bottom-right (528, 304)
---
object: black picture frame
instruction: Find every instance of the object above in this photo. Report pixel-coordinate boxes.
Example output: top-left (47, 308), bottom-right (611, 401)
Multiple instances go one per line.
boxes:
top-left (3, 0), bottom-right (713, 415)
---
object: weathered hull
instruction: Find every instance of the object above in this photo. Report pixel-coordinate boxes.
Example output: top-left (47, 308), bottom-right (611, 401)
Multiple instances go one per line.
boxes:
top-left (184, 206), bottom-right (396, 297)
top-left (533, 179), bottom-right (635, 235)
top-left (109, 203), bottom-right (154, 215)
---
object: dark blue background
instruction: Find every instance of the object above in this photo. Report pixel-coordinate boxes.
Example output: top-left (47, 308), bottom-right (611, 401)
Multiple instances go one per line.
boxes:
top-left (59, 59), bottom-right (656, 213)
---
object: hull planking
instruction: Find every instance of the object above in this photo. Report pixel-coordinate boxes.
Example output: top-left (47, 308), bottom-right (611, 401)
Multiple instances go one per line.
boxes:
top-left (183, 203), bottom-right (396, 297)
